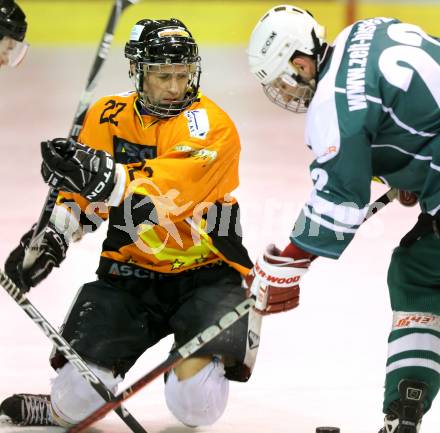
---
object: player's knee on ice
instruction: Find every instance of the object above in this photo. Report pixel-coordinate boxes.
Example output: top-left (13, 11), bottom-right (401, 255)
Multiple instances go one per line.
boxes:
top-left (50, 362), bottom-right (122, 425)
top-left (165, 357), bottom-right (229, 427)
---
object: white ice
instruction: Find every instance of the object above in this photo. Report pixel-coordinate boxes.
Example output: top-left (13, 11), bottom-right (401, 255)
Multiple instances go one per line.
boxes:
top-left (0, 46), bottom-right (439, 433)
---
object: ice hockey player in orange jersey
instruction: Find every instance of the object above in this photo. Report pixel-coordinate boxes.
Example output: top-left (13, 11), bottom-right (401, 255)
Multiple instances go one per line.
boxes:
top-left (1, 18), bottom-right (260, 429)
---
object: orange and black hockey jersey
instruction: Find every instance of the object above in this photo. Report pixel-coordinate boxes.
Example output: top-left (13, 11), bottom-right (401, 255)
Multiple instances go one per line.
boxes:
top-left (57, 91), bottom-right (252, 276)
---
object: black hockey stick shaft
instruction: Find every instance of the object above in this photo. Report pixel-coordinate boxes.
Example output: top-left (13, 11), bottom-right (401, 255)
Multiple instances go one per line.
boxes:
top-left (23, 0), bottom-right (139, 269)
top-left (0, 268), bottom-right (147, 433)
top-left (67, 297), bottom-right (256, 433)
top-left (364, 188), bottom-right (398, 221)
top-left (68, 0), bottom-right (139, 139)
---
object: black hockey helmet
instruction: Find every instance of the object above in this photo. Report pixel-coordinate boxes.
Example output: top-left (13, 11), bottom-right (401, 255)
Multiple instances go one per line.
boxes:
top-left (0, 0), bottom-right (27, 42)
top-left (124, 18), bottom-right (201, 118)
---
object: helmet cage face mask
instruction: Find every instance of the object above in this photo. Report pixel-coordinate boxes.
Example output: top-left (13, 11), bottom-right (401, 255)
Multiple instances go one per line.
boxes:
top-left (133, 61), bottom-right (201, 118)
top-left (125, 19), bottom-right (202, 118)
top-left (263, 61), bottom-right (315, 113)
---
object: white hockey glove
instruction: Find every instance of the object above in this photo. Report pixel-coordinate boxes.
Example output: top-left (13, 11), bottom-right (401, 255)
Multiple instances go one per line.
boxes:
top-left (41, 138), bottom-right (116, 203)
top-left (244, 244), bottom-right (311, 315)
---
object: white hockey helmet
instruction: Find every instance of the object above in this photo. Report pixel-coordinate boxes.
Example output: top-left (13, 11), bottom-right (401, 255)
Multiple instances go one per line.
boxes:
top-left (247, 5), bottom-right (326, 112)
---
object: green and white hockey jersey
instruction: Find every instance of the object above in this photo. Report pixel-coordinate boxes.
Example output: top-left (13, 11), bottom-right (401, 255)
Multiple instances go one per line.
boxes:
top-left (292, 17), bottom-right (440, 258)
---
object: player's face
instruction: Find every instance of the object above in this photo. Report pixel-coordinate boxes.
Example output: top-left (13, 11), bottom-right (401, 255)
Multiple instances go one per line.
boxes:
top-left (142, 64), bottom-right (194, 105)
top-left (275, 57), bottom-right (316, 104)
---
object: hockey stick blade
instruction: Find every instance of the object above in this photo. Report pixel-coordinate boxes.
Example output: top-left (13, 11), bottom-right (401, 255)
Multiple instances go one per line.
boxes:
top-left (23, 0), bottom-right (138, 269)
top-left (67, 297), bottom-right (256, 433)
top-left (0, 268), bottom-right (147, 433)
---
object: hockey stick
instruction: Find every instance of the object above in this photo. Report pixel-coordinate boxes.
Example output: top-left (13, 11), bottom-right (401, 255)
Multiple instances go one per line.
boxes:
top-left (0, 268), bottom-right (148, 433)
top-left (364, 188), bottom-right (398, 221)
top-left (67, 297), bottom-right (255, 433)
top-left (23, 0), bottom-right (139, 270)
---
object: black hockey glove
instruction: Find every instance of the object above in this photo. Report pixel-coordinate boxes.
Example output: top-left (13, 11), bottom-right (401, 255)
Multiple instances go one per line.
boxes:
top-left (41, 138), bottom-right (116, 203)
top-left (4, 223), bottom-right (68, 293)
top-left (400, 213), bottom-right (440, 248)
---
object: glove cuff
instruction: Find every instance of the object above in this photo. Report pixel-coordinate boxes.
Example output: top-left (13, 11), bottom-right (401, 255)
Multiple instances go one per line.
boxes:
top-left (81, 150), bottom-right (116, 202)
top-left (107, 163), bottom-right (127, 207)
top-left (255, 254), bottom-right (308, 288)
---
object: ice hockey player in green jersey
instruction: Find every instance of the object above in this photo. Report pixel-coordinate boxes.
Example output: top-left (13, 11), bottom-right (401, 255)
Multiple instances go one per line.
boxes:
top-left (246, 4), bottom-right (440, 433)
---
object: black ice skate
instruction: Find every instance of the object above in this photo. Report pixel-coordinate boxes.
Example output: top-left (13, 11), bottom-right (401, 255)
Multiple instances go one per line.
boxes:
top-left (0, 393), bottom-right (57, 426)
top-left (379, 379), bottom-right (428, 433)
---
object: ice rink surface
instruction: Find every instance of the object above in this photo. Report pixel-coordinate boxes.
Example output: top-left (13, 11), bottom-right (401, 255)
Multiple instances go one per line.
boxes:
top-left (0, 46), bottom-right (439, 433)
